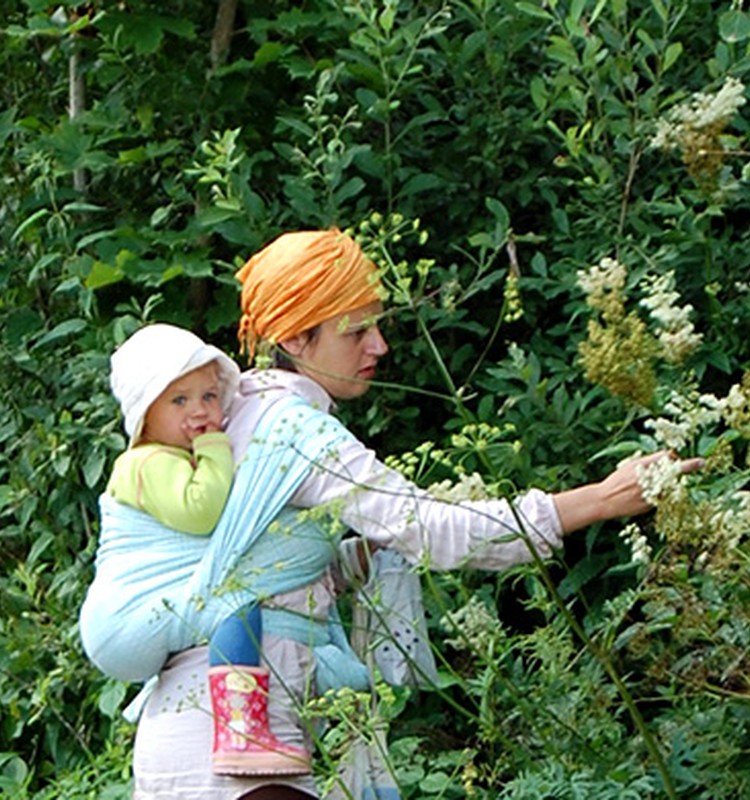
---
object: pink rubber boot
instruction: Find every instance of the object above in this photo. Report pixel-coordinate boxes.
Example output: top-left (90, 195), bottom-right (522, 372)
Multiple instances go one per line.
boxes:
top-left (208, 665), bottom-right (311, 776)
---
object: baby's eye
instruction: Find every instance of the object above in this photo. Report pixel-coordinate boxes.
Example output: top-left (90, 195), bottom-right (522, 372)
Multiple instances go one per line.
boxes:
top-left (203, 390), bottom-right (219, 402)
top-left (171, 395), bottom-right (187, 406)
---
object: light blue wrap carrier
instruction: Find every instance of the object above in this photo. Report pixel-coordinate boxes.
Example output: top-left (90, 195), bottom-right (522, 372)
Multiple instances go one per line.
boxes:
top-left (79, 394), bottom-right (370, 692)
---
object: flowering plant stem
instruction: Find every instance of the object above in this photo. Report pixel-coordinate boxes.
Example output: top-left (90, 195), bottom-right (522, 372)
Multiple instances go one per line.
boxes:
top-left (415, 302), bottom-right (678, 797)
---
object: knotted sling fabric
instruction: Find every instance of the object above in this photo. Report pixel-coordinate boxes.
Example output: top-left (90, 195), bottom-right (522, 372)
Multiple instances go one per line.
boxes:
top-left (236, 228), bottom-right (383, 360)
top-left (79, 393), bottom-right (368, 691)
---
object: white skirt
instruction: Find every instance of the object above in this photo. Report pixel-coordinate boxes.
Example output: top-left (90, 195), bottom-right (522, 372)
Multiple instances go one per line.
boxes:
top-left (132, 639), bottom-right (319, 799)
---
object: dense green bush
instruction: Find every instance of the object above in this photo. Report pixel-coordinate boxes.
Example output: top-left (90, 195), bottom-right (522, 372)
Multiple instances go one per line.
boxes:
top-left (2, 0), bottom-right (750, 796)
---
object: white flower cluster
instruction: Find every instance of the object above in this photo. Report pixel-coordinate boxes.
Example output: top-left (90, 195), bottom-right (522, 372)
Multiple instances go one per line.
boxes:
top-left (645, 389), bottom-right (724, 450)
top-left (619, 522), bottom-right (652, 565)
top-left (650, 77), bottom-right (747, 151)
top-left (707, 491), bottom-right (750, 553)
top-left (644, 416), bottom-right (691, 451)
top-left (428, 471), bottom-right (492, 502)
top-left (639, 271), bottom-right (703, 363)
top-left (576, 256), bottom-right (627, 305)
top-left (440, 595), bottom-right (503, 654)
top-left (635, 456), bottom-right (685, 505)
top-left (722, 381), bottom-right (750, 432)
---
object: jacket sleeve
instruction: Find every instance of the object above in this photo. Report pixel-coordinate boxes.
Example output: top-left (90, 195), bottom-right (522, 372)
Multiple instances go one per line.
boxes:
top-left (290, 438), bottom-right (564, 572)
top-left (108, 433), bottom-right (234, 535)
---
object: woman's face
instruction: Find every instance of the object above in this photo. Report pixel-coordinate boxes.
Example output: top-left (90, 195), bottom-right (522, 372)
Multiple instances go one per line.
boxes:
top-left (283, 301), bottom-right (389, 399)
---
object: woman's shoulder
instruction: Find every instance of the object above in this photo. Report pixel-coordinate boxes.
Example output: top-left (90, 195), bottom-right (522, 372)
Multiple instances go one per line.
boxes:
top-left (238, 368), bottom-right (334, 412)
top-left (228, 369), bottom-right (338, 460)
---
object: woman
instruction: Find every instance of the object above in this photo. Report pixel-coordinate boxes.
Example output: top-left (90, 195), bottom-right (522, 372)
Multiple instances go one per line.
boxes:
top-left (130, 228), bottom-right (701, 799)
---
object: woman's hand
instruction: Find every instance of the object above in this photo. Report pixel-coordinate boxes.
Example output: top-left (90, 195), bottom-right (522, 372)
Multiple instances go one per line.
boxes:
top-left (552, 450), bottom-right (704, 535)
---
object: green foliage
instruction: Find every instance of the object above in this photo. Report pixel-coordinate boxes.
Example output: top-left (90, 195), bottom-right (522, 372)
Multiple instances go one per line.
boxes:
top-left (2, 0), bottom-right (750, 796)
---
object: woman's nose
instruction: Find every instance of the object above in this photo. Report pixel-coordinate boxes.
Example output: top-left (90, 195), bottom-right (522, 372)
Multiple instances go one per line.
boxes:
top-left (366, 325), bottom-right (389, 356)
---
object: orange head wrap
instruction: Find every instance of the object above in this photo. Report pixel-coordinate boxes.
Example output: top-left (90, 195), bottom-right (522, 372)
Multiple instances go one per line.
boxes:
top-left (236, 228), bottom-right (382, 360)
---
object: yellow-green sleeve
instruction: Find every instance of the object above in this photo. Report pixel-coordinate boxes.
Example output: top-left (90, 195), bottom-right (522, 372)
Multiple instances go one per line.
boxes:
top-left (106, 432), bottom-right (234, 535)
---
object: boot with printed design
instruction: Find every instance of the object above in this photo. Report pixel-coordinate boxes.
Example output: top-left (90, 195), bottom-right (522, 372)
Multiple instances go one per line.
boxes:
top-left (208, 664), bottom-right (311, 776)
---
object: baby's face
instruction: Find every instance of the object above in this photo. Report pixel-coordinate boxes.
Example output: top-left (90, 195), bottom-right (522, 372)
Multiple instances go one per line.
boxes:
top-left (140, 362), bottom-right (223, 449)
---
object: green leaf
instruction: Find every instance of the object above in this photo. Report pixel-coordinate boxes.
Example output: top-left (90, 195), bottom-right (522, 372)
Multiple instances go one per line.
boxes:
top-left (11, 208), bottom-right (50, 243)
top-left (719, 9), bottom-right (750, 43)
top-left (546, 35), bottom-right (580, 68)
top-left (195, 206), bottom-right (243, 228)
top-left (113, 13), bottom-right (163, 54)
top-left (420, 772), bottom-right (451, 792)
top-left (662, 42), bottom-right (683, 71)
top-left (117, 146), bottom-right (148, 165)
top-left (552, 207), bottom-right (570, 235)
top-left (85, 261), bottom-right (124, 290)
top-left (0, 108), bottom-right (15, 148)
top-left (0, 755), bottom-right (28, 787)
top-left (635, 27), bottom-right (658, 56)
top-left (333, 176), bottom-right (365, 204)
top-left (27, 530), bottom-right (54, 565)
top-left (0, 485), bottom-right (13, 512)
top-left (98, 680), bottom-right (128, 719)
top-left (62, 201), bottom-right (107, 214)
top-left (651, 0), bottom-right (667, 24)
top-left (558, 554), bottom-right (607, 598)
top-left (379, 4), bottom-right (397, 33)
top-left (530, 76), bottom-right (548, 111)
top-left (396, 172), bottom-right (443, 199)
top-left (83, 449), bottom-right (107, 489)
top-left (76, 229), bottom-right (118, 251)
top-left (486, 197), bottom-right (510, 230)
top-left (253, 41), bottom-right (286, 66)
top-left (32, 319), bottom-right (88, 350)
top-left (590, 440), bottom-right (647, 461)
top-left (515, 2), bottom-right (554, 21)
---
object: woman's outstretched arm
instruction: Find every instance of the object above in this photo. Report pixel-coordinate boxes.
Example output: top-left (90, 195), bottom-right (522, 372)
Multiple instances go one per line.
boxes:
top-left (553, 450), bottom-right (704, 535)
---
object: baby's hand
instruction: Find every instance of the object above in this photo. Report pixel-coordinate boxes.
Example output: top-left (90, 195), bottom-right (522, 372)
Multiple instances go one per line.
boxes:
top-left (182, 420), bottom-right (222, 443)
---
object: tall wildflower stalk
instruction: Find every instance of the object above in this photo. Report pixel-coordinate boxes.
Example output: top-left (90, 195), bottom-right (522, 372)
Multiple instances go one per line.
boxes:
top-left (354, 214), bottom-right (705, 796)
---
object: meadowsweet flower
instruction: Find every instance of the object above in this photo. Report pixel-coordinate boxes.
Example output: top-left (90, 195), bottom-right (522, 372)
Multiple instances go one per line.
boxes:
top-left (578, 314), bottom-right (659, 406)
top-left (708, 492), bottom-right (750, 552)
top-left (644, 416), bottom-right (692, 450)
top-left (645, 389), bottom-right (725, 450)
top-left (672, 391), bottom-right (725, 426)
top-left (428, 472), bottom-right (492, 502)
top-left (577, 256), bottom-right (659, 405)
top-left (635, 456), bottom-right (684, 505)
top-left (654, 77), bottom-right (747, 144)
top-left (722, 374), bottom-right (750, 435)
top-left (650, 77), bottom-right (747, 185)
top-left (639, 272), bottom-right (703, 363)
top-left (576, 256), bottom-right (627, 312)
top-left (441, 595), bottom-right (503, 656)
top-left (619, 522), bottom-right (652, 565)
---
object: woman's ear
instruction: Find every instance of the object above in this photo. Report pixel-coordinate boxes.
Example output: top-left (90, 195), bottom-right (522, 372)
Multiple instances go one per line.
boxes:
top-left (279, 334), bottom-right (307, 357)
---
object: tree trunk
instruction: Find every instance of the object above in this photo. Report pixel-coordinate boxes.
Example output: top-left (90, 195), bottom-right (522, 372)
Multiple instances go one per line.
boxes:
top-left (210, 0), bottom-right (239, 71)
top-left (69, 44), bottom-right (87, 193)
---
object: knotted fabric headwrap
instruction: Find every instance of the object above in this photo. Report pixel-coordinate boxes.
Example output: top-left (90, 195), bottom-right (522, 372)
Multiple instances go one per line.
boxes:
top-left (236, 228), bottom-right (382, 360)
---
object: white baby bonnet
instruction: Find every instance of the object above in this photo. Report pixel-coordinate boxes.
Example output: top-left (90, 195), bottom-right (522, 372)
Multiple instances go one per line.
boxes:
top-left (110, 323), bottom-right (240, 444)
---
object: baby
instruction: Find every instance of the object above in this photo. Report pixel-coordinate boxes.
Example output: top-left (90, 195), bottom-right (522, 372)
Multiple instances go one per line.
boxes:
top-left (104, 323), bottom-right (310, 777)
